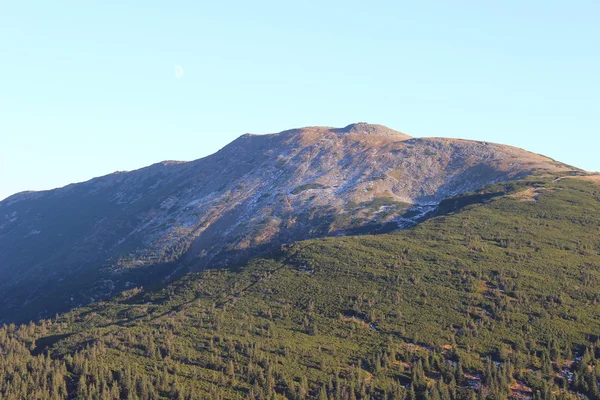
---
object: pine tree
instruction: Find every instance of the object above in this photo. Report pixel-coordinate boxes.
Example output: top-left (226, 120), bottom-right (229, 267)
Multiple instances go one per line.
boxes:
top-left (456, 359), bottom-right (465, 385)
top-left (76, 374), bottom-right (87, 400)
top-left (319, 384), bottom-right (328, 400)
top-left (226, 360), bottom-right (235, 376)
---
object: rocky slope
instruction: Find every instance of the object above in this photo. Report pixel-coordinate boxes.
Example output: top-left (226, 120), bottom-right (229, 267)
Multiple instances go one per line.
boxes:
top-left (0, 123), bottom-right (571, 322)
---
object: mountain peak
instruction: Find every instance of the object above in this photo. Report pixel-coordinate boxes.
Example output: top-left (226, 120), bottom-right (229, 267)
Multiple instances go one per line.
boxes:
top-left (272, 123), bottom-right (412, 141)
top-left (333, 122), bottom-right (411, 138)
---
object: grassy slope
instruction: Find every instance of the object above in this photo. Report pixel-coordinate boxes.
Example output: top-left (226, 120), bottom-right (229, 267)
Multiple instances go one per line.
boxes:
top-left (1, 175), bottom-right (600, 399)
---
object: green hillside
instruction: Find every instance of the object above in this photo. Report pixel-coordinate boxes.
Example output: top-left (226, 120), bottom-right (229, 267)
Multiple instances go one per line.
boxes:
top-left (1, 175), bottom-right (599, 400)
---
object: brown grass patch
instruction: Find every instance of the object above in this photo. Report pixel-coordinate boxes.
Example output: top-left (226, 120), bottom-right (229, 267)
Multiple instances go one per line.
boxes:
top-left (510, 382), bottom-right (533, 394)
top-left (572, 175), bottom-right (600, 184)
top-left (510, 187), bottom-right (544, 202)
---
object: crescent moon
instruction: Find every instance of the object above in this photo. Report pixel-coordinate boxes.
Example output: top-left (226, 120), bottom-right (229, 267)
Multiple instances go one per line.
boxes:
top-left (174, 64), bottom-right (184, 79)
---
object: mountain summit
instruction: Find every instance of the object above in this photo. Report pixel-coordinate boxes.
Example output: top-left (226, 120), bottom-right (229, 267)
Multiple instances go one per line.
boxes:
top-left (0, 123), bottom-right (572, 321)
top-left (319, 122), bottom-right (412, 137)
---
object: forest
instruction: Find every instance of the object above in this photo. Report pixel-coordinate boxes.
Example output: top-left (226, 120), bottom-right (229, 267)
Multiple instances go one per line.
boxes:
top-left (1, 175), bottom-right (599, 400)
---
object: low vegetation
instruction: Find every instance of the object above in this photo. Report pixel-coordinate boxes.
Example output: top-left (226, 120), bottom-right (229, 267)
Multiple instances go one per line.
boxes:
top-left (291, 184), bottom-right (328, 195)
top-left (1, 176), bottom-right (599, 399)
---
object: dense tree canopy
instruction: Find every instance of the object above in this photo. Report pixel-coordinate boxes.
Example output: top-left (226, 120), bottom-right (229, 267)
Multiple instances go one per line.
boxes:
top-left (1, 175), bottom-right (599, 399)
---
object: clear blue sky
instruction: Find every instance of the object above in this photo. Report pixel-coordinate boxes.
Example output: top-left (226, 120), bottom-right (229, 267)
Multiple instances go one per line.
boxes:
top-left (1, 1), bottom-right (598, 201)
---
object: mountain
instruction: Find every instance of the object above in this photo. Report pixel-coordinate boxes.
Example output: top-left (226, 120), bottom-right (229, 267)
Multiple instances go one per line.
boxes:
top-left (2, 174), bottom-right (599, 399)
top-left (0, 123), bottom-right (571, 322)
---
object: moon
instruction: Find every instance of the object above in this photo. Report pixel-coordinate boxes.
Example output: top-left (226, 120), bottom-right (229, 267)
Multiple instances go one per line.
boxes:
top-left (174, 64), bottom-right (184, 79)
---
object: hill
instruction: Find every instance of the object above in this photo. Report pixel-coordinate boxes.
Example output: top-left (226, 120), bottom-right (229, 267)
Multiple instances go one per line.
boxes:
top-left (1, 174), bottom-right (599, 399)
top-left (0, 123), bottom-right (570, 323)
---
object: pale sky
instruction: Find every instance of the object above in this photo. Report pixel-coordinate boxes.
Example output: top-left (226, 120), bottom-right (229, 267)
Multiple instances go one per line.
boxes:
top-left (1, 1), bottom-right (599, 200)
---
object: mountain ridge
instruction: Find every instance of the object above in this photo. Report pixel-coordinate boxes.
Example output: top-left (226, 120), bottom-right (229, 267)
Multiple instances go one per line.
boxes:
top-left (0, 123), bottom-right (577, 322)
top-left (2, 123), bottom-right (568, 204)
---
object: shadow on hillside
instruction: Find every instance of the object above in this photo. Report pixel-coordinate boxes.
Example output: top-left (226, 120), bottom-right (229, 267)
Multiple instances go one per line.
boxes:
top-left (31, 334), bottom-right (70, 356)
top-left (413, 163), bottom-right (516, 205)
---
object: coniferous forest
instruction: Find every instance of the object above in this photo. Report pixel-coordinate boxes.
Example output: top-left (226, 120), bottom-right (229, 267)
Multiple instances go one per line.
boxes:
top-left (1, 175), bottom-right (600, 399)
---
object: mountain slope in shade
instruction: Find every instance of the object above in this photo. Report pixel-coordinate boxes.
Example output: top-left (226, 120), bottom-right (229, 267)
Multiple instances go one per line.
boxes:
top-left (0, 123), bottom-right (572, 322)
